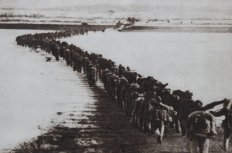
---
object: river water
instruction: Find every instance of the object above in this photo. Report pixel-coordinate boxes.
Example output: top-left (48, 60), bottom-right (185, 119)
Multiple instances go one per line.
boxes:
top-left (62, 29), bottom-right (232, 103)
top-left (0, 29), bottom-right (95, 152)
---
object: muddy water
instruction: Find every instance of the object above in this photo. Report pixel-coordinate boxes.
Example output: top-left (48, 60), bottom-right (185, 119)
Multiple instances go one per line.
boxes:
top-left (0, 29), bottom-right (95, 151)
top-left (62, 29), bottom-right (232, 103)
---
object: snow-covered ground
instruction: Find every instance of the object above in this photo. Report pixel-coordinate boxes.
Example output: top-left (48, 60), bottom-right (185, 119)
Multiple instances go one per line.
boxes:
top-left (62, 29), bottom-right (232, 104)
top-left (0, 29), bottom-right (95, 152)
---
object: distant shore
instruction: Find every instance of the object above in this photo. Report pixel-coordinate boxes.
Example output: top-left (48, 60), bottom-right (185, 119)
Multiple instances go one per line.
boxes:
top-left (1, 22), bottom-right (232, 33)
top-left (121, 25), bottom-right (232, 33)
top-left (0, 22), bottom-right (113, 30)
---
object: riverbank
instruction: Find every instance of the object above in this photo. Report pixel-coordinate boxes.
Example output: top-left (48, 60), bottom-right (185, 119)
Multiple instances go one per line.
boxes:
top-left (120, 25), bottom-right (232, 33)
top-left (0, 22), bottom-right (113, 30)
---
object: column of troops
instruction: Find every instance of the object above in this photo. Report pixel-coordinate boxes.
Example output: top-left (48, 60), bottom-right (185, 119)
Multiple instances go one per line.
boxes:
top-left (16, 30), bottom-right (232, 153)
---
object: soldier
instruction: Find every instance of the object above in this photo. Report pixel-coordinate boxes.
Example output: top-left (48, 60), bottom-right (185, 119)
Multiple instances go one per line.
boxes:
top-left (87, 65), bottom-right (97, 87)
top-left (131, 93), bottom-right (145, 130)
top-left (187, 111), bottom-right (217, 153)
top-left (210, 99), bottom-right (232, 151)
top-left (116, 77), bottom-right (126, 101)
top-left (64, 48), bottom-right (71, 66)
top-left (105, 72), bottom-right (113, 94)
top-left (171, 95), bottom-right (182, 133)
top-left (52, 43), bottom-right (59, 61)
top-left (118, 64), bottom-right (126, 77)
top-left (124, 83), bottom-right (140, 116)
top-left (172, 90), bottom-right (195, 136)
top-left (120, 78), bottom-right (130, 112)
top-left (116, 77), bottom-right (128, 109)
top-left (142, 90), bottom-right (156, 132)
top-left (124, 70), bottom-right (137, 83)
top-left (60, 42), bottom-right (68, 58)
top-left (110, 75), bottom-right (119, 99)
top-left (143, 76), bottom-right (157, 92)
top-left (72, 52), bottom-right (82, 72)
top-left (102, 69), bottom-right (110, 90)
top-left (98, 57), bottom-right (108, 78)
top-left (108, 74), bottom-right (117, 97)
top-left (82, 57), bottom-right (90, 74)
top-left (76, 56), bottom-right (83, 73)
top-left (150, 96), bottom-right (174, 143)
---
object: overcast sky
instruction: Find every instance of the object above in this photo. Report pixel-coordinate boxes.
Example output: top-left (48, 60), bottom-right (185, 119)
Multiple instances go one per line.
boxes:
top-left (0, 0), bottom-right (231, 19)
top-left (0, 0), bottom-right (231, 8)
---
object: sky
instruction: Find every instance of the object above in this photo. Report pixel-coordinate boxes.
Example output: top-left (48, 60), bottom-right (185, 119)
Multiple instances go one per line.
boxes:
top-left (0, 0), bottom-right (232, 19)
top-left (0, 0), bottom-right (231, 9)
